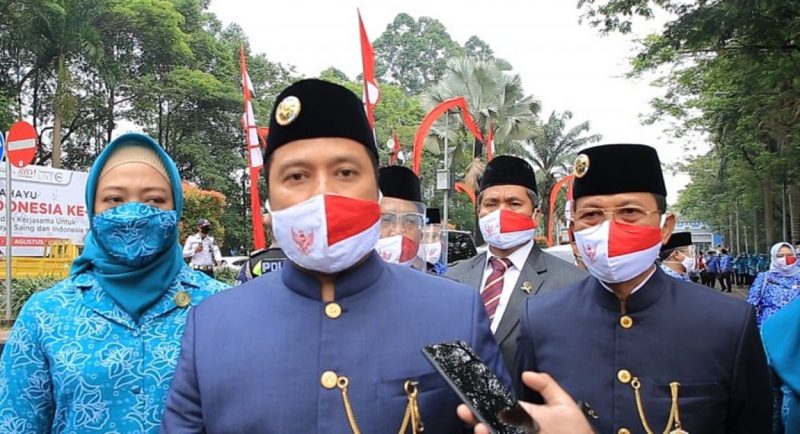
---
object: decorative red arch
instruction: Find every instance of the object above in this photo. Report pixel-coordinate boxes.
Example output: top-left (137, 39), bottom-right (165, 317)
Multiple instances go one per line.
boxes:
top-left (547, 175), bottom-right (575, 247)
top-left (454, 182), bottom-right (476, 206)
top-left (412, 97), bottom-right (484, 174)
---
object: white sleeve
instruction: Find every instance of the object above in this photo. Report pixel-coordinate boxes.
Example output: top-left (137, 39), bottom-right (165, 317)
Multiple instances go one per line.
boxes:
top-left (182, 236), bottom-right (196, 259)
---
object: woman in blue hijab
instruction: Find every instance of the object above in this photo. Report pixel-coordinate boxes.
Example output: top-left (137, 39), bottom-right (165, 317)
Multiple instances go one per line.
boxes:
top-left (0, 133), bottom-right (228, 433)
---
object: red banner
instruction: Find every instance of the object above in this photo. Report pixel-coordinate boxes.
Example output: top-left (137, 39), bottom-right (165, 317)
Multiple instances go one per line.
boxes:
top-left (454, 182), bottom-right (476, 206)
top-left (412, 97), bottom-right (484, 174)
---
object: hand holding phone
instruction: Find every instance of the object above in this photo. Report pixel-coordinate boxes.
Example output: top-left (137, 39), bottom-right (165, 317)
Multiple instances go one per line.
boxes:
top-left (422, 340), bottom-right (536, 434)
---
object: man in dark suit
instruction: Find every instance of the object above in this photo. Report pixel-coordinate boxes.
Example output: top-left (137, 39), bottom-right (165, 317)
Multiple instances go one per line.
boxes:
top-left (160, 79), bottom-right (508, 433)
top-left (515, 144), bottom-right (771, 433)
top-left (447, 156), bottom-right (587, 373)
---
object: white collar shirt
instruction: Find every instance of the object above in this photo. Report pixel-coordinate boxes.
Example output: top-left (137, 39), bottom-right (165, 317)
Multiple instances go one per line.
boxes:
top-left (480, 240), bottom-right (535, 333)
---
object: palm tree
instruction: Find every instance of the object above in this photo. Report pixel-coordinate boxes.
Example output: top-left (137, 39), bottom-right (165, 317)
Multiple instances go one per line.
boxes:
top-left (521, 110), bottom-right (602, 236)
top-left (422, 57), bottom-right (541, 190)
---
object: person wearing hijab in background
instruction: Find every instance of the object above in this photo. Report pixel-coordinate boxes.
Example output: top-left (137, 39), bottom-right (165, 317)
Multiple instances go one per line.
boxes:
top-left (0, 133), bottom-right (228, 433)
top-left (762, 297), bottom-right (800, 434)
top-left (747, 242), bottom-right (800, 327)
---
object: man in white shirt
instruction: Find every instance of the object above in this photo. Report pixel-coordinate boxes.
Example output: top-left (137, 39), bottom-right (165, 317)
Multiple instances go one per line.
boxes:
top-left (447, 155), bottom-right (587, 373)
top-left (182, 218), bottom-right (222, 277)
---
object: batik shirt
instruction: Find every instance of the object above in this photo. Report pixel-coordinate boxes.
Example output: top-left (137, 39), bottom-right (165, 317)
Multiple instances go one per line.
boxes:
top-left (660, 264), bottom-right (691, 281)
top-left (747, 271), bottom-right (800, 327)
top-left (0, 266), bottom-right (228, 434)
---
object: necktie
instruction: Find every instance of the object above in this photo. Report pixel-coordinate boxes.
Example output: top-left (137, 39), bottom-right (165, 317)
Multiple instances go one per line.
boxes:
top-left (482, 257), bottom-right (512, 319)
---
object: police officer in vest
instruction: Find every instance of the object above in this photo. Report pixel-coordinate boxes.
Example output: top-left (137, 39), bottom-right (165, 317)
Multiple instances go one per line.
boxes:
top-left (236, 207), bottom-right (286, 284)
top-left (514, 144), bottom-right (771, 433)
top-left (182, 218), bottom-right (221, 277)
top-left (161, 79), bottom-right (509, 433)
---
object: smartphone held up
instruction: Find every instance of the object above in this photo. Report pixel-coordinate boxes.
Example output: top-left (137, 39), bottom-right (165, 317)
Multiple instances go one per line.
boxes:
top-left (422, 340), bottom-right (538, 434)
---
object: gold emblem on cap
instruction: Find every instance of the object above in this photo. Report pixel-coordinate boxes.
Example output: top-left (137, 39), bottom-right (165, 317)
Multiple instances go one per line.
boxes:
top-left (275, 95), bottom-right (301, 126)
top-left (573, 154), bottom-right (590, 178)
top-left (174, 291), bottom-right (191, 308)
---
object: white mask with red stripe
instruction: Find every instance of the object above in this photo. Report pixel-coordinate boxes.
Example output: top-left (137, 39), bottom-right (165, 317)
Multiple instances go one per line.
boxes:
top-left (574, 220), bottom-right (663, 283)
top-left (270, 194), bottom-right (381, 273)
top-left (375, 235), bottom-right (419, 266)
top-left (479, 209), bottom-right (537, 250)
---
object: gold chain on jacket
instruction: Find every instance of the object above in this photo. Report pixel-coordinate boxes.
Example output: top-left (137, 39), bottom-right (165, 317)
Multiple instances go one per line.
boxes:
top-left (336, 376), bottom-right (424, 434)
top-left (630, 377), bottom-right (688, 434)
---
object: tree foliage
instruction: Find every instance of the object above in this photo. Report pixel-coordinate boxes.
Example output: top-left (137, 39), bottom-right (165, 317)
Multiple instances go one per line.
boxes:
top-left (578, 0), bottom-right (800, 249)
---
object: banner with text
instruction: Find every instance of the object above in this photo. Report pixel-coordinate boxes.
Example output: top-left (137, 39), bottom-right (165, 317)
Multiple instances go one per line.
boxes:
top-left (0, 165), bottom-right (89, 256)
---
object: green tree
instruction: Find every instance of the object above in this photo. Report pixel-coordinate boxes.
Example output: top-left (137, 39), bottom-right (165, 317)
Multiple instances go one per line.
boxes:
top-left (578, 0), bottom-right (800, 247)
top-left (373, 13), bottom-right (463, 95)
top-left (520, 110), bottom-right (601, 232)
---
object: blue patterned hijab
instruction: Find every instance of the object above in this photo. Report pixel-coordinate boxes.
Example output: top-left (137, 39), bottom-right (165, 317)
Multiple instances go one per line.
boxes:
top-left (71, 133), bottom-right (185, 321)
top-left (763, 297), bottom-right (800, 432)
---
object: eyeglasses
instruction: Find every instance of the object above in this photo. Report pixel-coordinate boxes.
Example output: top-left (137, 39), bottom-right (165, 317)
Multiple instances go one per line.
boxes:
top-left (572, 206), bottom-right (661, 226)
top-left (380, 212), bottom-right (425, 232)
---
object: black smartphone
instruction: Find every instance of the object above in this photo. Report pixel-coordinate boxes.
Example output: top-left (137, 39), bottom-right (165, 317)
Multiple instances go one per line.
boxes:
top-left (422, 340), bottom-right (536, 434)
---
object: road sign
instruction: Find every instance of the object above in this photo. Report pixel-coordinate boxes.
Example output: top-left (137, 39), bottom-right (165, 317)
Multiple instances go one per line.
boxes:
top-left (6, 121), bottom-right (37, 167)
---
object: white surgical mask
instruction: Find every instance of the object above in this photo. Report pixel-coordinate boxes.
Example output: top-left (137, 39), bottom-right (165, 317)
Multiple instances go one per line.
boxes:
top-left (681, 255), bottom-right (696, 273)
top-left (479, 209), bottom-right (536, 250)
top-left (574, 220), bottom-right (663, 283)
top-left (375, 234), bottom-right (418, 266)
top-left (418, 242), bottom-right (443, 264)
top-left (774, 256), bottom-right (798, 274)
top-left (270, 194), bottom-right (381, 274)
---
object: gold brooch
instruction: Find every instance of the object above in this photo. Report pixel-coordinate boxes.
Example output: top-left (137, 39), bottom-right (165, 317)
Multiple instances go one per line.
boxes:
top-left (275, 95), bottom-right (301, 126)
top-left (573, 154), bottom-right (590, 178)
top-left (174, 291), bottom-right (191, 308)
top-left (521, 281), bottom-right (533, 294)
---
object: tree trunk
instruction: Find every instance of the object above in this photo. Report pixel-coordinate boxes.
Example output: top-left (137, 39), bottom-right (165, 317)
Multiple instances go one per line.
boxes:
top-left (763, 178), bottom-right (774, 249)
top-left (728, 213), bottom-right (735, 251)
top-left (789, 180), bottom-right (800, 245)
top-left (51, 54), bottom-right (66, 168)
top-left (753, 207), bottom-right (760, 253)
top-left (106, 86), bottom-right (115, 143)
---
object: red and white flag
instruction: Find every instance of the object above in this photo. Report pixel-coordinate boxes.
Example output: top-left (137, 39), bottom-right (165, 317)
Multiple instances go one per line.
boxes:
top-left (240, 44), bottom-right (266, 250)
top-left (389, 130), bottom-right (401, 165)
top-left (359, 10), bottom-right (380, 129)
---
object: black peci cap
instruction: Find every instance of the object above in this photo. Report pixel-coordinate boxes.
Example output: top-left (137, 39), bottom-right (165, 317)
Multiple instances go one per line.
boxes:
top-left (479, 155), bottom-right (538, 194)
top-left (265, 79), bottom-right (377, 161)
top-left (426, 208), bottom-right (441, 224)
top-left (661, 232), bottom-right (692, 252)
top-left (379, 166), bottom-right (421, 203)
top-left (572, 144), bottom-right (667, 200)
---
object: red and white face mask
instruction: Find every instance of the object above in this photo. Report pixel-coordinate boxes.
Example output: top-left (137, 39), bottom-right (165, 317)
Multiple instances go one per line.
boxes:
top-left (574, 220), bottom-right (663, 283)
top-left (479, 209), bottom-right (537, 249)
top-left (375, 235), bottom-right (419, 266)
top-left (270, 194), bottom-right (380, 273)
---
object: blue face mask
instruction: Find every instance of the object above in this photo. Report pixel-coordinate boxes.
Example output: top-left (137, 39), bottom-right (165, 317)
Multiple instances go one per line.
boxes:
top-left (92, 202), bottom-right (178, 267)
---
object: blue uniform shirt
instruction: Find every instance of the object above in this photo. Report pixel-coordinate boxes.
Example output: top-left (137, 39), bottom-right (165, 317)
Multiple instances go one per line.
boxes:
top-left (161, 252), bottom-right (509, 433)
top-left (719, 254), bottom-right (733, 273)
top-left (706, 255), bottom-right (720, 273)
top-left (515, 268), bottom-right (772, 434)
top-left (0, 266), bottom-right (228, 433)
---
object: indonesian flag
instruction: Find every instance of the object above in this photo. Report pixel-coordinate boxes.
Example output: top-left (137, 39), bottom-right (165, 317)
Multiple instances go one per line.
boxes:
top-left (359, 10), bottom-right (380, 128)
top-left (486, 122), bottom-right (495, 161)
top-left (240, 44), bottom-right (266, 250)
top-left (575, 220), bottom-right (662, 283)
